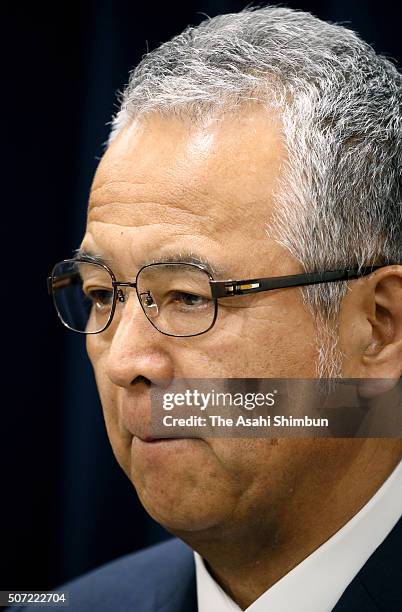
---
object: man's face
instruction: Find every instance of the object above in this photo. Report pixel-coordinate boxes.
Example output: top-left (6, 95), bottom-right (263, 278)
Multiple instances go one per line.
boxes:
top-left (82, 107), bottom-right (365, 540)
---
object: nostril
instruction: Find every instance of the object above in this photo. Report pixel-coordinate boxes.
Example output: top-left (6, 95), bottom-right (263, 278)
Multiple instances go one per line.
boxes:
top-left (132, 375), bottom-right (151, 387)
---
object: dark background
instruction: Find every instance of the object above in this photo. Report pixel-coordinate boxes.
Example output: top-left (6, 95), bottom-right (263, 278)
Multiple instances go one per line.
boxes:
top-left (2, 0), bottom-right (401, 596)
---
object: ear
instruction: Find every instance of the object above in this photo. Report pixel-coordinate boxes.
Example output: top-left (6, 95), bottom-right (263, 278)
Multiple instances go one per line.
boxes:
top-left (360, 265), bottom-right (402, 387)
top-left (339, 265), bottom-right (402, 393)
top-left (362, 266), bottom-right (402, 370)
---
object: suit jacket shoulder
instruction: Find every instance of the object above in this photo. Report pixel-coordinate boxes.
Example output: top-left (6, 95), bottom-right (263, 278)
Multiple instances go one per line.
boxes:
top-left (333, 515), bottom-right (402, 611)
top-left (17, 516), bottom-right (402, 612)
top-left (19, 538), bottom-right (197, 612)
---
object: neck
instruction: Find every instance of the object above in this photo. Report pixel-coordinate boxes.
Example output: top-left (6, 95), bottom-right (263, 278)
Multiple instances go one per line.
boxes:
top-left (180, 441), bottom-right (402, 610)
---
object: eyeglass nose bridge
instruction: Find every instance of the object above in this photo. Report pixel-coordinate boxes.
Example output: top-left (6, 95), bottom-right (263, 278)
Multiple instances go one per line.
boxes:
top-left (113, 281), bottom-right (159, 318)
top-left (113, 281), bottom-right (137, 303)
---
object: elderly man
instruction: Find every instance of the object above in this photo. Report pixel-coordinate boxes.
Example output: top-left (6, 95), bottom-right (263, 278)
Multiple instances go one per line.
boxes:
top-left (39, 5), bottom-right (402, 612)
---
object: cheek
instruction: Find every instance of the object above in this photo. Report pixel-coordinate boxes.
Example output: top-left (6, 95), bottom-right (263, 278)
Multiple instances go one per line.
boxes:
top-left (86, 336), bottom-right (117, 423)
top-left (189, 314), bottom-right (317, 378)
top-left (202, 439), bottom-right (310, 522)
top-left (87, 351), bottom-right (132, 475)
top-left (86, 334), bottom-right (112, 388)
top-left (86, 334), bottom-right (99, 368)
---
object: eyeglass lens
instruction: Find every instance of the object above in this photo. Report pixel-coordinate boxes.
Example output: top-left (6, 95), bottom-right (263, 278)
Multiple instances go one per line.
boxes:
top-left (51, 260), bottom-right (216, 336)
top-left (137, 263), bottom-right (215, 336)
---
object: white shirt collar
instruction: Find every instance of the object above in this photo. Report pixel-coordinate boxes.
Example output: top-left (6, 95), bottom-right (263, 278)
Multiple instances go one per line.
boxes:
top-left (195, 459), bottom-right (402, 612)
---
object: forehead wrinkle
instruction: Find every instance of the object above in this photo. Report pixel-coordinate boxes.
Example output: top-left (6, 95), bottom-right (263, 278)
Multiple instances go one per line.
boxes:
top-left (87, 202), bottom-right (207, 227)
top-left (90, 179), bottom-right (148, 196)
top-left (88, 176), bottom-right (278, 236)
top-left (89, 168), bottom-right (265, 240)
top-left (88, 174), bottom-right (214, 220)
top-left (88, 168), bottom-right (238, 227)
top-left (89, 172), bottom-right (208, 207)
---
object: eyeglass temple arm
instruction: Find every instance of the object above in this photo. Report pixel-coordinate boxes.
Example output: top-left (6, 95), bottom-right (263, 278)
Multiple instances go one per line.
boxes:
top-left (209, 265), bottom-right (388, 299)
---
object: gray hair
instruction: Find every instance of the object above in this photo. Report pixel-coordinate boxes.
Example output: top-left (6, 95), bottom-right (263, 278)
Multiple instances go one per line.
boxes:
top-left (108, 6), bottom-right (402, 378)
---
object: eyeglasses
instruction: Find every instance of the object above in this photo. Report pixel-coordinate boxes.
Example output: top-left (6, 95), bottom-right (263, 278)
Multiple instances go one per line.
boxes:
top-left (47, 258), bottom-right (394, 338)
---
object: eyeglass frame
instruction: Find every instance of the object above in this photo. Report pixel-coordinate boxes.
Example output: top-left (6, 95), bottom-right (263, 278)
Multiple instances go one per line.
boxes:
top-left (47, 257), bottom-right (398, 338)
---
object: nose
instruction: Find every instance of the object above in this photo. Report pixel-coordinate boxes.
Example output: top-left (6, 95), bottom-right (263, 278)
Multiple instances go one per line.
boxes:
top-left (104, 290), bottom-right (174, 389)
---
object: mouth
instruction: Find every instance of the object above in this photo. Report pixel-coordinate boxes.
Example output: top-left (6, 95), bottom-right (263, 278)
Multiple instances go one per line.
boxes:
top-left (131, 435), bottom-right (204, 457)
top-left (136, 434), bottom-right (182, 443)
top-left (119, 389), bottom-right (203, 445)
top-left (134, 434), bottom-right (201, 444)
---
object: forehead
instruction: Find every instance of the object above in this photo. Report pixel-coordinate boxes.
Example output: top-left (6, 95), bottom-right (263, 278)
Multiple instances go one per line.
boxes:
top-left (84, 106), bottom-right (289, 276)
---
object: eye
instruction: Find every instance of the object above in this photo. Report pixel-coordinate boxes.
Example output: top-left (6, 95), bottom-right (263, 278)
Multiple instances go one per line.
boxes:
top-left (85, 288), bottom-right (114, 308)
top-left (171, 291), bottom-right (209, 308)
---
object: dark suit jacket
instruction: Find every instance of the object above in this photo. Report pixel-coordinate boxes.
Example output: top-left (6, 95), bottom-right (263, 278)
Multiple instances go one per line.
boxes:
top-left (19, 516), bottom-right (401, 611)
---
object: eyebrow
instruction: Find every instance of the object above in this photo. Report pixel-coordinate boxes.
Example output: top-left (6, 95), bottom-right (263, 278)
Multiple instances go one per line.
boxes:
top-left (73, 248), bottom-right (227, 278)
top-left (73, 248), bottom-right (113, 266)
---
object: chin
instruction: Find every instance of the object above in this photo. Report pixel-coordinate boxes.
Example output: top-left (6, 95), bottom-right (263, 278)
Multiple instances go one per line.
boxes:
top-left (131, 472), bottom-right (236, 534)
top-left (141, 495), bottom-right (231, 534)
